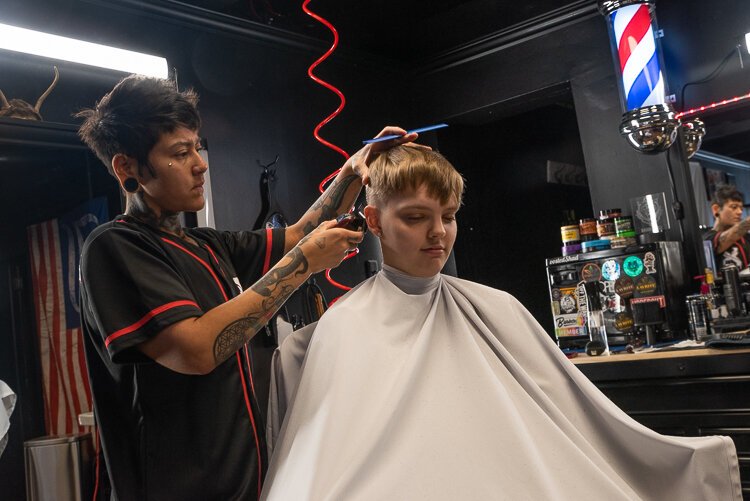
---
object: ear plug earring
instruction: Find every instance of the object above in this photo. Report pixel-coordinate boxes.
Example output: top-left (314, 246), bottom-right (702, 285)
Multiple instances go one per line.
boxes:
top-left (123, 177), bottom-right (139, 193)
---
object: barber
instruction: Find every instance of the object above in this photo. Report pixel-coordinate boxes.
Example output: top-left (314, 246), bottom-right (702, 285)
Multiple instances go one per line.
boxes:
top-left (704, 184), bottom-right (750, 271)
top-left (77, 74), bottom-right (416, 500)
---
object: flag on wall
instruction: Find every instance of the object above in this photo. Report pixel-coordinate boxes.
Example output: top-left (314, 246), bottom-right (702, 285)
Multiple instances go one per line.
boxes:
top-left (28, 197), bottom-right (108, 436)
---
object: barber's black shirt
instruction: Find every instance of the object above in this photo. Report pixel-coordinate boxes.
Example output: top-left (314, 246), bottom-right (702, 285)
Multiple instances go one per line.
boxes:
top-left (704, 228), bottom-right (750, 270)
top-left (80, 215), bottom-right (285, 500)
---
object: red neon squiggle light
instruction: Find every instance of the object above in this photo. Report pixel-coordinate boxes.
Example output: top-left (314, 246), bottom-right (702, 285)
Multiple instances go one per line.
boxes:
top-left (303, 0), bottom-right (356, 294)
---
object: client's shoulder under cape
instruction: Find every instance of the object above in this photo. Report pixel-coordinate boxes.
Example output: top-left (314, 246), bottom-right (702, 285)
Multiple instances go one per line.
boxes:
top-left (263, 272), bottom-right (741, 501)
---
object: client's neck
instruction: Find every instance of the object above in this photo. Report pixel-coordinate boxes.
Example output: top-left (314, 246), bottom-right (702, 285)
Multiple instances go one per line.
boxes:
top-left (381, 264), bottom-right (440, 295)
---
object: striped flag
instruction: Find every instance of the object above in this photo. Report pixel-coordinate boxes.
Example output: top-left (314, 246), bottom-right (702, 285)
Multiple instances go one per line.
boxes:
top-left (27, 197), bottom-right (108, 436)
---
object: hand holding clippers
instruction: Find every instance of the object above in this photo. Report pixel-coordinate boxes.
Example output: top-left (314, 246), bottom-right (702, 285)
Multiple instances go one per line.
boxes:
top-left (334, 211), bottom-right (367, 234)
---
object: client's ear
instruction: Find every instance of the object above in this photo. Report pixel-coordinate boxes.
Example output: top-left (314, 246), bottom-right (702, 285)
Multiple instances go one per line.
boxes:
top-left (363, 205), bottom-right (382, 237)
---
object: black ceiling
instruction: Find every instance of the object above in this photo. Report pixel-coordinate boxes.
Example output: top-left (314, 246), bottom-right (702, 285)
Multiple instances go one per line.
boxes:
top-left (178, 0), bottom-right (749, 162)
top-left (179, 0), bottom-right (579, 63)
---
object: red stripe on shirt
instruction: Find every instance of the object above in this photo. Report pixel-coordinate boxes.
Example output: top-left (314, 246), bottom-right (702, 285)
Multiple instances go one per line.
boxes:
top-left (713, 231), bottom-right (722, 249)
top-left (162, 238), bottom-right (229, 302)
top-left (263, 228), bottom-right (273, 274)
top-left (739, 237), bottom-right (748, 268)
top-left (104, 300), bottom-right (199, 347)
top-left (244, 344), bottom-right (257, 398)
top-left (236, 353), bottom-right (263, 499)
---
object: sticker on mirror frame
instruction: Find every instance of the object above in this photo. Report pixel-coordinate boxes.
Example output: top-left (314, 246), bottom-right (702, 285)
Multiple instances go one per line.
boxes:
top-left (643, 252), bottom-right (657, 274)
top-left (581, 263), bottom-right (602, 282)
top-left (614, 276), bottom-right (635, 298)
top-left (601, 259), bottom-right (621, 281)
top-left (623, 255), bottom-right (644, 277)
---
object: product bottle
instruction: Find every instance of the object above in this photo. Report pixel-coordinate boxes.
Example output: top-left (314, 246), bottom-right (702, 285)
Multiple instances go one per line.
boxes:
top-left (584, 281), bottom-right (610, 356)
top-left (722, 264), bottom-right (743, 317)
top-left (704, 268), bottom-right (720, 322)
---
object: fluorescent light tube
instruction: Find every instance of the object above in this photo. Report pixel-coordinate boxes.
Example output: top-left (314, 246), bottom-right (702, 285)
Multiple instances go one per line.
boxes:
top-left (746, 32), bottom-right (750, 54)
top-left (0, 23), bottom-right (168, 78)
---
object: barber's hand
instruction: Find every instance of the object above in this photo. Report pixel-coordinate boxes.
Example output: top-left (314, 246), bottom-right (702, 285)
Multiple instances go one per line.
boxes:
top-left (344, 126), bottom-right (430, 185)
top-left (296, 220), bottom-right (364, 274)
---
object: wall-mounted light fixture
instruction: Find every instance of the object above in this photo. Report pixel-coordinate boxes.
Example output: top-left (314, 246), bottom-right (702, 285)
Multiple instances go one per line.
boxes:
top-left (0, 22), bottom-right (168, 79)
top-left (599, 0), bottom-right (680, 153)
top-left (745, 32), bottom-right (750, 54)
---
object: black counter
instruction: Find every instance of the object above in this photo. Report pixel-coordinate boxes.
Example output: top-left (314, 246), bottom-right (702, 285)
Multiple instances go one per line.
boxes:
top-left (574, 348), bottom-right (750, 498)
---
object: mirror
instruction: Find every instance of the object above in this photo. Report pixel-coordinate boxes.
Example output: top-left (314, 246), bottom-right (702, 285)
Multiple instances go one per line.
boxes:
top-left (688, 102), bottom-right (750, 230)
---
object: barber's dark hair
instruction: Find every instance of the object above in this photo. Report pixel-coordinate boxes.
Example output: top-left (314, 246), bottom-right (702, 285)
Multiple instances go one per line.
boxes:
top-left (76, 75), bottom-right (200, 177)
top-left (712, 184), bottom-right (744, 210)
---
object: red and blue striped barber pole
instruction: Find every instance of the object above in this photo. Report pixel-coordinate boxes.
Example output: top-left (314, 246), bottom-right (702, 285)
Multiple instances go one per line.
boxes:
top-left (611, 3), bottom-right (665, 111)
top-left (599, 0), bottom-right (679, 153)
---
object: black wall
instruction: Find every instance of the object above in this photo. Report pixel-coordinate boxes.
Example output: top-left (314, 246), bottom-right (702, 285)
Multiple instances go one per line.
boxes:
top-left (439, 101), bottom-right (591, 335)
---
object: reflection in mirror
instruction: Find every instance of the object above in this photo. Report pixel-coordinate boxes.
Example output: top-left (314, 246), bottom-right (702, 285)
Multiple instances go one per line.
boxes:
top-left (688, 103), bottom-right (750, 230)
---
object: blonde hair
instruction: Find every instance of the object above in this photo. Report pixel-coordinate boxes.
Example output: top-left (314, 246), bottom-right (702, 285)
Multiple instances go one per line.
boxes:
top-left (366, 146), bottom-right (464, 207)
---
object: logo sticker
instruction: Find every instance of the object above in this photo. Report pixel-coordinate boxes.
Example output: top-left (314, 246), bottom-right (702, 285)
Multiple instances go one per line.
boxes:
top-left (581, 263), bottom-right (602, 283)
top-left (614, 276), bottom-right (635, 298)
top-left (601, 259), bottom-right (621, 281)
top-left (623, 256), bottom-right (644, 277)
top-left (635, 275), bottom-right (657, 295)
top-left (630, 295), bottom-right (666, 308)
top-left (614, 312), bottom-right (634, 331)
top-left (575, 281), bottom-right (588, 315)
top-left (560, 294), bottom-right (576, 313)
top-left (643, 252), bottom-right (657, 274)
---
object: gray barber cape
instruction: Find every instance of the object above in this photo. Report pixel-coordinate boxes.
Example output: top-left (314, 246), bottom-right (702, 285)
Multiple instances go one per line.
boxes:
top-left (263, 266), bottom-right (741, 500)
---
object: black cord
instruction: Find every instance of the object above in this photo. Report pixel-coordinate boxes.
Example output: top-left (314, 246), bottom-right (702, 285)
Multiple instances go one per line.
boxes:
top-left (664, 151), bottom-right (685, 243)
top-left (680, 47), bottom-right (739, 110)
top-left (302, 277), bottom-right (328, 324)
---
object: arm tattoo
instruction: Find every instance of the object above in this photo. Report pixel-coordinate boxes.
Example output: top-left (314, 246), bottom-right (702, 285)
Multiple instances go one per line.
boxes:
top-left (305, 175), bottom-right (359, 231)
top-left (212, 248), bottom-right (310, 364)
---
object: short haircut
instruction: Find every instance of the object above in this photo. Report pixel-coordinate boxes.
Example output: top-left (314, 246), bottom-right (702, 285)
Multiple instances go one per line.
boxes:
top-left (76, 75), bottom-right (200, 177)
top-left (712, 184), bottom-right (744, 208)
top-left (366, 146), bottom-right (465, 207)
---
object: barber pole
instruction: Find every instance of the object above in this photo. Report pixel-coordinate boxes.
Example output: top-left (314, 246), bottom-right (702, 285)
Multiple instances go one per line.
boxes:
top-left (599, 0), bottom-right (679, 153)
top-left (611, 4), bottom-right (665, 110)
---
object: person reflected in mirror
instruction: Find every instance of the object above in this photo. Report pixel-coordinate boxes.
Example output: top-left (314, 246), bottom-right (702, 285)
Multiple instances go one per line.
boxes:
top-left (76, 74), bottom-right (416, 501)
top-left (704, 184), bottom-right (750, 271)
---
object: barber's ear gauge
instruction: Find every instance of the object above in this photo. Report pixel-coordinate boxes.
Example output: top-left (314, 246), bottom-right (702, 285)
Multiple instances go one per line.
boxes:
top-left (123, 177), bottom-right (139, 193)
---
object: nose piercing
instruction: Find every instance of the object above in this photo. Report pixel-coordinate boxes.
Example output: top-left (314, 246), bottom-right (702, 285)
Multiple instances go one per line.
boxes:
top-left (168, 162), bottom-right (173, 167)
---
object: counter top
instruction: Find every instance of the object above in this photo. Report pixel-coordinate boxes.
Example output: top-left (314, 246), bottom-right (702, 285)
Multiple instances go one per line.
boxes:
top-left (572, 347), bottom-right (750, 364)
top-left (570, 347), bottom-right (750, 382)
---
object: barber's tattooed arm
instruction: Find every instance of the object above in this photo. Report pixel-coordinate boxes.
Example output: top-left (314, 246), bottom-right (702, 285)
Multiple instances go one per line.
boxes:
top-left (299, 174), bottom-right (361, 236)
top-left (212, 247), bottom-right (310, 364)
top-left (717, 218), bottom-right (750, 253)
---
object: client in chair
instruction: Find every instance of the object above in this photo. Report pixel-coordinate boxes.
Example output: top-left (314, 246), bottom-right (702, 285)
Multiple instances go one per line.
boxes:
top-left (263, 146), bottom-right (741, 500)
